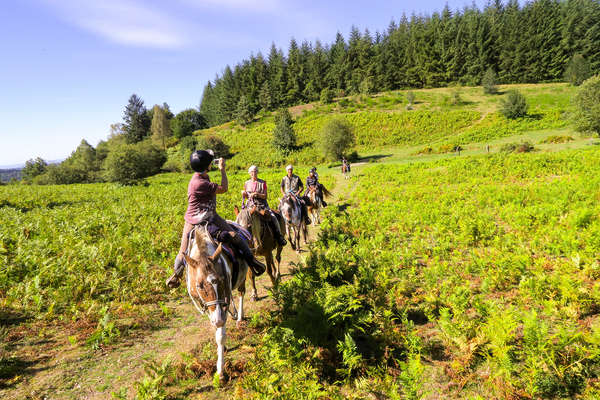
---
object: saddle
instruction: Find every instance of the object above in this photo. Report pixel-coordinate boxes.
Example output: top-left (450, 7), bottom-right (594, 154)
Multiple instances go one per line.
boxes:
top-left (190, 222), bottom-right (252, 285)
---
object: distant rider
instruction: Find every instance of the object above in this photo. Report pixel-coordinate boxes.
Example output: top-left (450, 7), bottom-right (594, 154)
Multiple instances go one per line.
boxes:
top-left (166, 150), bottom-right (266, 288)
top-left (305, 167), bottom-right (327, 207)
top-left (242, 165), bottom-right (287, 246)
top-left (280, 164), bottom-right (311, 225)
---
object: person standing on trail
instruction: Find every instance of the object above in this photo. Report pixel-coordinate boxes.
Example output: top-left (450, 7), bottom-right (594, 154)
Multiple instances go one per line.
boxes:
top-left (305, 167), bottom-right (327, 207)
top-left (280, 164), bottom-right (311, 225)
top-left (242, 165), bottom-right (287, 246)
top-left (166, 150), bottom-right (266, 289)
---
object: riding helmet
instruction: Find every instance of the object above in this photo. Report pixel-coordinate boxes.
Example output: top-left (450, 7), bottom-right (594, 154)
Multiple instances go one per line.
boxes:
top-left (190, 149), bottom-right (214, 172)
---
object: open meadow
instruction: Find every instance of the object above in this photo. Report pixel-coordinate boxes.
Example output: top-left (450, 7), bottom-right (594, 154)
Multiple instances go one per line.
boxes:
top-left (2, 83), bottom-right (600, 398)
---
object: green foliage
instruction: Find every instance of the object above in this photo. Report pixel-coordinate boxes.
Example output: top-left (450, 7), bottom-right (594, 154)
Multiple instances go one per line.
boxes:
top-left (318, 117), bottom-right (355, 161)
top-left (565, 54), bottom-right (591, 86)
top-left (572, 75), bottom-right (600, 135)
top-left (171, 109), bottom-right (206, 139)
top-left (87, 306), bottom-right (120, 350)
top-left (196, 134), bottom-right (230, 159)
top-left (539, 135), bottom-right (574, 144)
top-left (21, 157), bottom-right (47, 182)
top-left (102, 141), bottom-right (166, 185)
top-left (500, 90), bottom-right (528, 119)
top-left (272, 108), bottom-right (296, 154)
top-left (320, 87), bottom-right (334, 104)
top-left (482, 68), bottom-right (498, 95)
top-left (150, 105), bottom-right (171, 150)
top-left (123, 94), bottom-right (150, 143)
top-left (500, 141), bottom-right (535, 153)
top-left (235, 95), bottom-right (254, 126)
top-left (405, 91), bottom-right (415, 105)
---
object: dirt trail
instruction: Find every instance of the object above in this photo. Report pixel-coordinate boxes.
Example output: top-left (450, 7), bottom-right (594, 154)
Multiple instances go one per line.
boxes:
top-left (2, 170), bottom-right (353, 400)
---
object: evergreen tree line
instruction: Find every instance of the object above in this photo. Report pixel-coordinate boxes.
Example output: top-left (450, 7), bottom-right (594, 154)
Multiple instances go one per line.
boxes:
top-left (200, 0), bottom-right (600, 127)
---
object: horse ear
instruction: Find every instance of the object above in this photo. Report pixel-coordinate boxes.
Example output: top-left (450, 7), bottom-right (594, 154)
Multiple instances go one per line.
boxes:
top-left (234, 205), bottom-right (239, 217)
top-left (209, 243), bottom-right (223, 263)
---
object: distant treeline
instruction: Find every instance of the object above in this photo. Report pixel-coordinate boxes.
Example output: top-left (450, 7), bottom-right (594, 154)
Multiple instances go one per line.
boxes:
top-left (200, 0), bottom-right (600, 126)
top-left (0, 169), bottom-right (21, 183)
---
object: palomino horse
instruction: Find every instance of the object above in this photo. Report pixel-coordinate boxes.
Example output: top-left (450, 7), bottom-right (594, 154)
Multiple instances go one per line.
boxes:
top-left (183, 226), bottom-right (248, 380)
top-left (234, 205), bottom-right (284, 299)
top-left (279, 194), bottom-right (307, 252)
top-left (306, 185), bottom-right (332, 225)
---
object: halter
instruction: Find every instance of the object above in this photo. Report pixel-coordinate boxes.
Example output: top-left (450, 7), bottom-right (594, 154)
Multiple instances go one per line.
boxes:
top-left (186, 225), bottom-right (237, 318)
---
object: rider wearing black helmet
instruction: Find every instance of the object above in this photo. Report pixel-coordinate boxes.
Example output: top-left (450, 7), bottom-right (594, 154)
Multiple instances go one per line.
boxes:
top-left (305, 167), bottom-right (327, 207)
top-left (166, 150), bottom-right (266, 288)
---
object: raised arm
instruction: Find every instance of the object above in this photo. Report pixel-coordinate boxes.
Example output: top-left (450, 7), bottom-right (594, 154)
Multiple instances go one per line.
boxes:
top-left (215, 158), bottom-right (228, 194)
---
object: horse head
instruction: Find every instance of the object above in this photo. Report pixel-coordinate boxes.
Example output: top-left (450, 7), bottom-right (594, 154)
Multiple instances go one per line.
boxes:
top-left (185, 234), bottom-right (229, 328)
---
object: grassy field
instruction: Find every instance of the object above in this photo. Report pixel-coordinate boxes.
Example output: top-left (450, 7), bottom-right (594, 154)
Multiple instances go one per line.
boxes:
top-left (192, 83), bottom-right (578, 170)
top-left (2, 82), bottom-right (600, 398)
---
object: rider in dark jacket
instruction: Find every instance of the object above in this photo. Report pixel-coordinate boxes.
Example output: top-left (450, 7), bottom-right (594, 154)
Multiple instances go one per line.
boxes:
top-left (305, 167), bottom-right (327, 207)
top-left (280, 164), bottom-right (311, 225)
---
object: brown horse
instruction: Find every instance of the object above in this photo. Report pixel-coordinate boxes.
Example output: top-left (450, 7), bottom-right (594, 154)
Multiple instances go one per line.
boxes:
top-left (234, 205), bottom-right (284, 299)
top-left (183, 226), bottom-right (248, 381)
top-left (306, 185), bottom-right (331, 225)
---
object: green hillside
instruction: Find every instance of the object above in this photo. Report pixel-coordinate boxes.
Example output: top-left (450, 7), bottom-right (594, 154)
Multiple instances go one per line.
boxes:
top-left (192, 83), bottom-right (576, 170)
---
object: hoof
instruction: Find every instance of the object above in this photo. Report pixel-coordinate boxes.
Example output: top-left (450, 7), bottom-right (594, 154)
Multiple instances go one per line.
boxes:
top-left (251, 291), bottom-right (258, 301)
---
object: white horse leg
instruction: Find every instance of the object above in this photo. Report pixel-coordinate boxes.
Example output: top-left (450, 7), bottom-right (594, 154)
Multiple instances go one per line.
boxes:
top-left (215, 326), bottom-right (226, 378)
top-left (237, 294), bottom-right (244, 324)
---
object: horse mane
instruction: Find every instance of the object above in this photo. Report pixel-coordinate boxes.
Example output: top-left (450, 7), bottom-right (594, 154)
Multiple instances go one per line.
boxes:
top-left (190, 228), bottom-right (219, 276)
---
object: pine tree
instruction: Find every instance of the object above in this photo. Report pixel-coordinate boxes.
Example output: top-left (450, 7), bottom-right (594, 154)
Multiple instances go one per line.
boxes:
top-left (123, 94), bottom-right (150, 143)
top-left (235, 95), bottom-right (254, 126)
top-left (482, 68), bottom-right (498, 94)
top-left (272, 108), bottom-right (296, 153)
top-left (259, 81), bottom-right (273, 111)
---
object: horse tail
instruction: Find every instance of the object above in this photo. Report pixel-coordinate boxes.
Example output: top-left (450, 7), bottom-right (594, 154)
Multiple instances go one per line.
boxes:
top-left (322, 186), bottom-right (332, 198)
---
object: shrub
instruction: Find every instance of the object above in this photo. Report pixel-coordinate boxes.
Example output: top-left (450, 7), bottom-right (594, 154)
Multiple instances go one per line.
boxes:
top-left (500, 141), bottom-right (534, 153)
top-left (406, 91), bottom-right (416, 105)
top-left (318, 117), bottom-right (356, 160)
top-left (572, 75), bottom-right (600, 135)
top-left (500, 90), bottom-right (528, 119)
top-left (539, 135), bottom-right (574, 144)
top-left (482, 68), bottom-right (498, 94)
top-left (359, 77), bottom-right (376, 95)
top-left (102, 141), bottom-right (166, 184)
top-left (196, 135), bottom-right (230, 158)
top-left (564, 54), bottom-right (591, 86)
top-left (320, 88), bottom-right (334, 104)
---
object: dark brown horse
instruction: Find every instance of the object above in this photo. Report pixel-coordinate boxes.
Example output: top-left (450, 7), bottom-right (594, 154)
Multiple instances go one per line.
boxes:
top-left (234, 205), bottom-right (284, 299)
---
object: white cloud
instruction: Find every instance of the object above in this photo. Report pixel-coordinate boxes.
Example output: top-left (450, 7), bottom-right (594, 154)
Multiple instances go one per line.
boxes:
top-left (41, 0), bottom-right (188, 48)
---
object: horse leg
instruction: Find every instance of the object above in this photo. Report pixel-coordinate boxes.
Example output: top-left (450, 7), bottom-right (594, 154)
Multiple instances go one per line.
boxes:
top-left (288, 224), bottom-right (296, 251)
top-left (275, 245), bottom-right (282, 282)
top-left (247, 268), bottom-right (258, 301)
top-left (237, 283), bottom-right (245, 326)
top-left (216, 326), bottom-right (226, 379)
top-left (265, 252), bottom-right (276, 286)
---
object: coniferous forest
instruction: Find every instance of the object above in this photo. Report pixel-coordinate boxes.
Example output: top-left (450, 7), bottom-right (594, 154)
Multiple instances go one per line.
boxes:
top-left (200, 0), bottom-right (600, 126)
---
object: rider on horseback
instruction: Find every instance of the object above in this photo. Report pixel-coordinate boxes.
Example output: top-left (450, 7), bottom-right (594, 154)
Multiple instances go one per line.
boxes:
top-left (280, 164), bottom-right (311, 225)
top-left (242, 165), bottom-right (287, 246)
top-left (305, 167), bottom-right (327, 207)
top-left (166, 150), bottom-right (266, 289)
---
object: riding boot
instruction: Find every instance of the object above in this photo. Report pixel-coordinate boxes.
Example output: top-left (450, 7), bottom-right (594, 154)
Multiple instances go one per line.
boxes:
top-left (229, 234), bottom-right (266, 276)
top-left (166, 256), bottom-right (185, 288)
top-left (268, 214), bottom-right (287, 246)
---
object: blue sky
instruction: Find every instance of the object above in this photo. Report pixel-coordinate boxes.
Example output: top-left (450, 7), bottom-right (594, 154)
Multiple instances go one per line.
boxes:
top-left (0, 0), bottom-right (485, 167)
